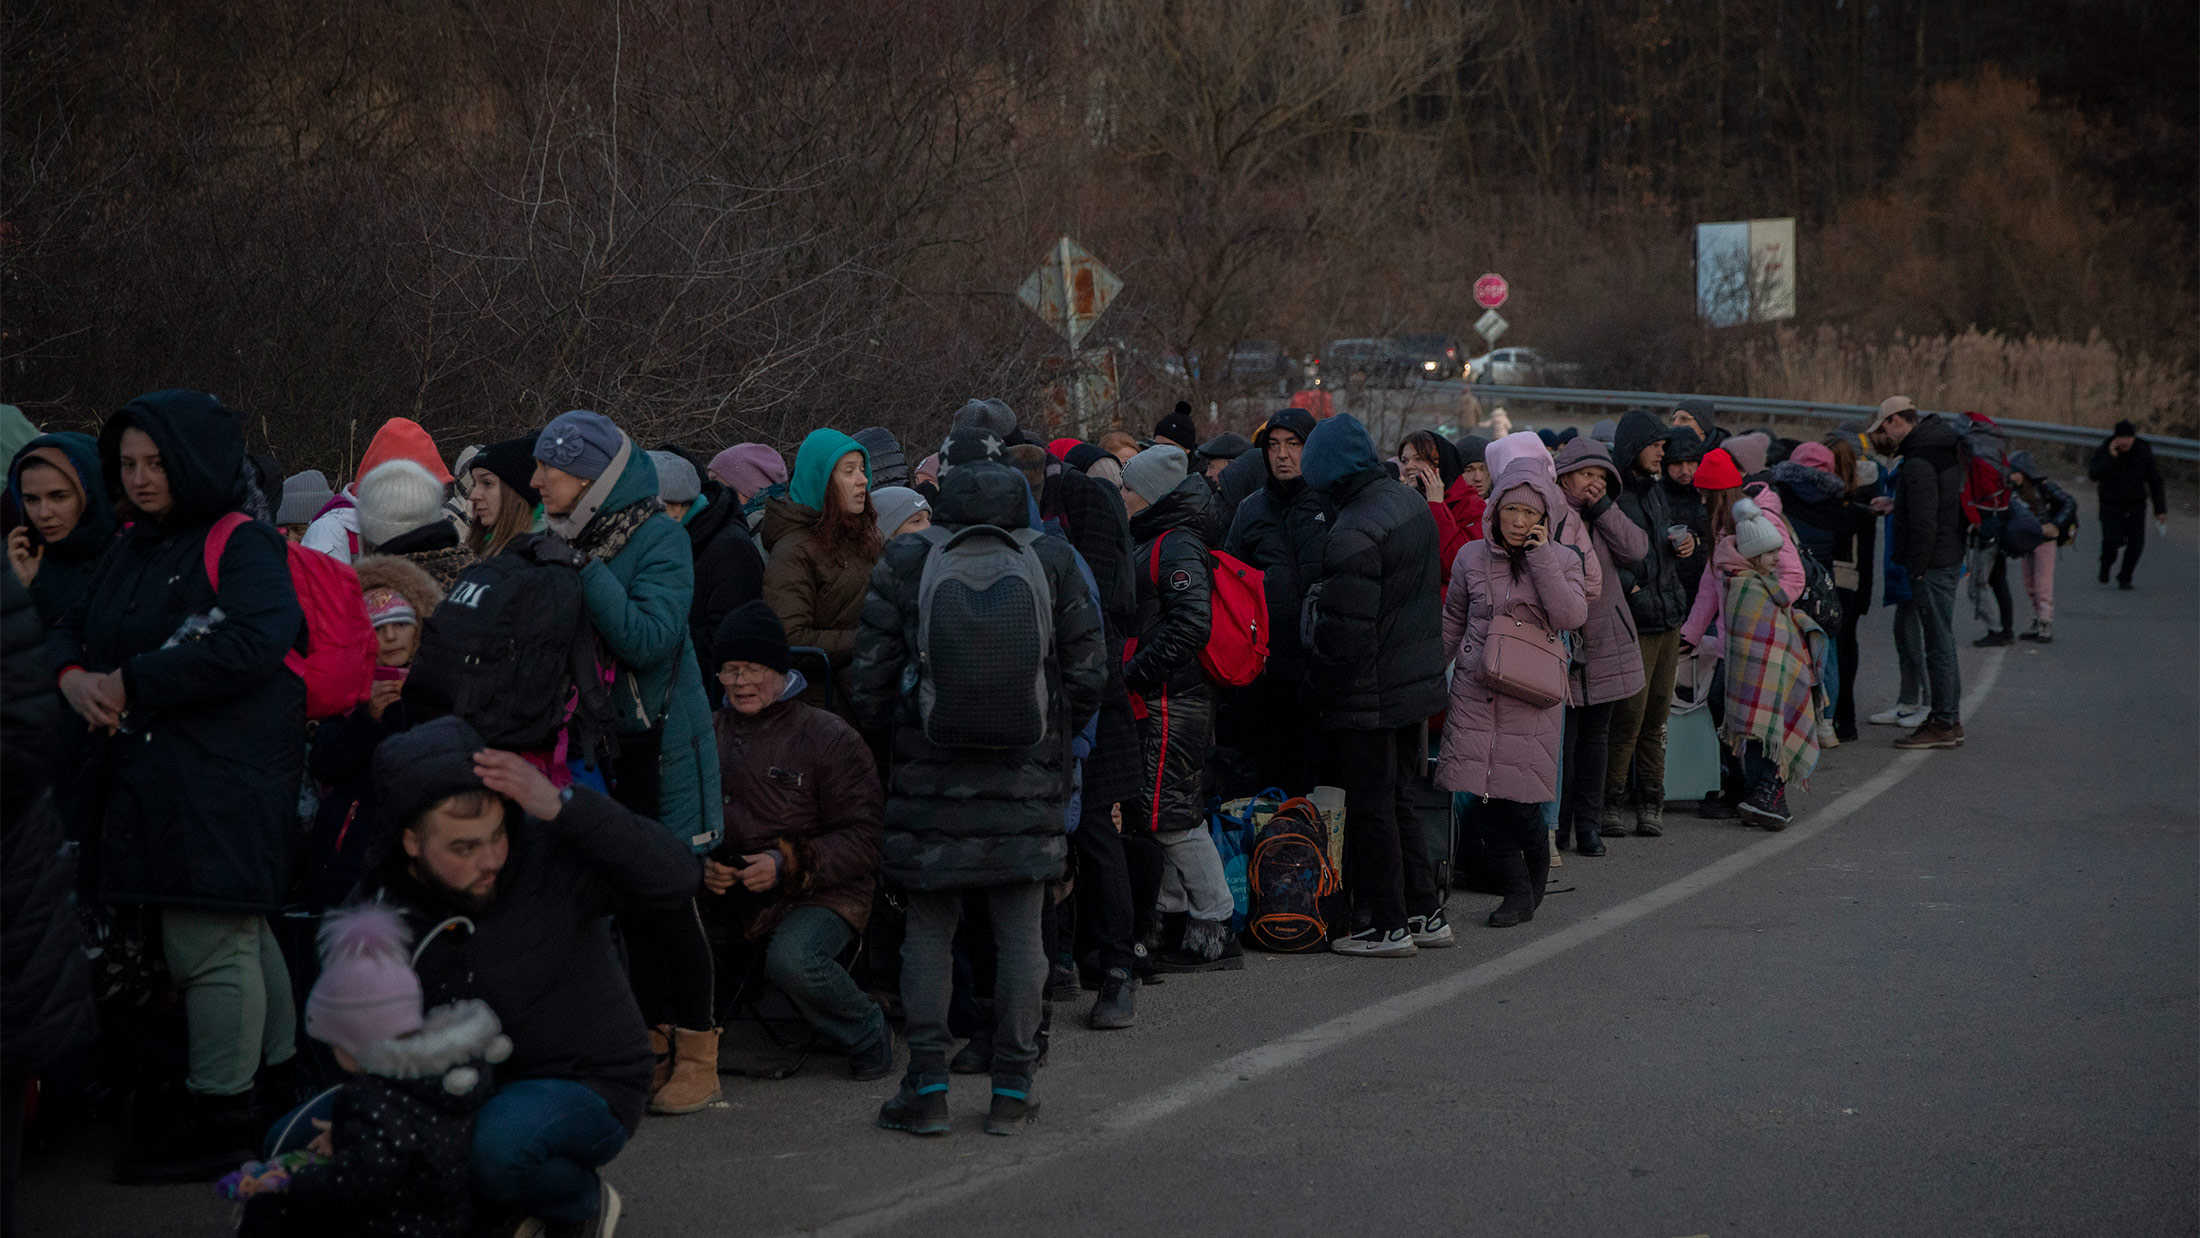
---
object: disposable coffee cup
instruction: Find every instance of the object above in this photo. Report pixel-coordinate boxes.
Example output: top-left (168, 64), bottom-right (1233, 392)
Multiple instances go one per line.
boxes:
top-left (1667, 524), bottom-right (1692, 548)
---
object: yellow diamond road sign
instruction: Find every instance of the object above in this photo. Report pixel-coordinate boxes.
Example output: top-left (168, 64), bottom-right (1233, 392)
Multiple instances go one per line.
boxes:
top-left (1019, 236), bottom-right (1121, 350)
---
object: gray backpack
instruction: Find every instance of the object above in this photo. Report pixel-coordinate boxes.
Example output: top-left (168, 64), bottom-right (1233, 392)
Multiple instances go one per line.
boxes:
top-left (914, 524), bottom-right (1056, 748)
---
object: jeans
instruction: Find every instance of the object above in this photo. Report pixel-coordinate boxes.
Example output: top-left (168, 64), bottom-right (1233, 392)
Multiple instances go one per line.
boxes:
top-left (902, 883), bottom-right (1046, 1078)
top-left (2023, 543), bottom-right (2056, 624)
top-left (1327, 723), bottom-right (1440, 932)
top-left (1741, 739), bottom-right (1781, 795)
top-left (268, 1077), bottom-right (628, 1225)
top-left (2100, 505), bottom-right (2148, 584)
top-left (764, 905), bottom-right (885, 1053)
top-left (1916, 564), bottom-right (1962, 726)
top-left (1606, 628), bottom-right (1682, 806)
top-left (620, 899), bottom-right (716, 1031)
top-left (160, 909), bottom-right (296, 1096)
top-left (1892, 599), bottom-right (1928, 710)
top-left (1558, 699), bottom-right (1616, 846)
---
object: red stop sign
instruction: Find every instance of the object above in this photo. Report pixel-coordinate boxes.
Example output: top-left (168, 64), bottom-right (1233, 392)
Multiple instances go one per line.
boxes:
top-left (1474, 274), bottom-right (1508, 309)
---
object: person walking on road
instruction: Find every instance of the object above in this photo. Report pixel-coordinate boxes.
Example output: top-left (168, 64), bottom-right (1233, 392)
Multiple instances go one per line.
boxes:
top-left (1302, 414), bottom-right (1451, 956)
top-left (2088, 419), bottom-right (2167, 590)
top-left (1437, 461), bottom-right (1588, 927)
top-left (1865, 396), bottom-right (1967, 750)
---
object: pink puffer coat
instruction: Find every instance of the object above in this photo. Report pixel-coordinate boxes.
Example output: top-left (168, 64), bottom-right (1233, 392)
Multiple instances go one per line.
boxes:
top-left (1436, 537), bottom-right (1590, 803)
top-left (1565, 496), bottom-right (1651, 706)
top-left (1483, 432), bottom-right (1602, 603)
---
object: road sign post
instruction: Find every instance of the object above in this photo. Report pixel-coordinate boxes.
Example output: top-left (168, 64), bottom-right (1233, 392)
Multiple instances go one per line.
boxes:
top-left (1019, 237), bottom-right (1122, 434)
top-left (1474, 309), bottom-right (1508, 346)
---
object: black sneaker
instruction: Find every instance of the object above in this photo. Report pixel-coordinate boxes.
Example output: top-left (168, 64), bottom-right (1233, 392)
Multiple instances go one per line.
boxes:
top-left (1087, 969), bottom-right (1137, 1030)
top-left (1044, 961), bottom-right (1080, 1003)
top-left (1152, 937), bottom-right (1246, 974)
top-left (1973, 630), bottom-right (2014, 647)
top-left (544, 1180), bottom-right (623, 1238)
top-left (984, 1078), bottom-right (1039, 1137)
top-left (2099, 561), bottom-right (2111, 583)
top-left (1697, 792), bottom-right (1740, 821)
top-left (1739, 784), bottom-right (1791, 831)
top-left (849, 1033), bottom-right (894, 1082)
top-left (877, 1076), bottom-right (952, 1136)
top-left (2118, 578), bottom-right (2134, 590)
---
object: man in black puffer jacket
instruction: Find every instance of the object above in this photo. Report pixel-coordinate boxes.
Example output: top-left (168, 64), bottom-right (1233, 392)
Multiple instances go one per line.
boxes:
top-left (1869, 397), bottom-right (1967, 749)
top-left (1222, 408), bottom-right (1327, 794)
top-left (1606, 409), bottom-right (1699, 837)
top-left (851, 460), bottom-right (1104, 1137)
top-left (1117, 445), bottom-right (1240, 975)
top-left (3, 569), bottom-right (96, 1231)
top-left (1038, 446), bottom-right (1145, 1026)
top-left (1302, 414), bottom-right (1447, 958)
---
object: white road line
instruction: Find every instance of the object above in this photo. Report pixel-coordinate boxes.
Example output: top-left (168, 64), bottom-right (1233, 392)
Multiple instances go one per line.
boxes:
top-left (792, 650), bottom-right (2009, 1237)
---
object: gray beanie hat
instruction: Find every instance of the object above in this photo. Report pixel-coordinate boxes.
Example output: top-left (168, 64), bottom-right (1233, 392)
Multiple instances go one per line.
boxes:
top-left (648, 451), bottom-right (702, 504)
top-left (534, 410), bottom-right (625, 481)
top-left (1122, 444), bottom-right (1189, 505)
top-left (951, 398), bottom-right (1017, 441)
top-left (1731, 496), bottom-right (1785, 559)
top-left (872, 486), bottom-right (930, 538)
top-left (278, 469), bottom-right (334, 525)
top-left (356, 459), bottom-right (449, 548)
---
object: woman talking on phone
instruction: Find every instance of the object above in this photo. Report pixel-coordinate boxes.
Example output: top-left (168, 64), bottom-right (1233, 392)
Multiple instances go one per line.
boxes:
top-left (1436, 460), bottom-right (1589, 928)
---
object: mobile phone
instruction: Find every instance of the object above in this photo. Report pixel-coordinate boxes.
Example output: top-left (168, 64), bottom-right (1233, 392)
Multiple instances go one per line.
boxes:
top-left (373, 665), bottom-right (410, 682)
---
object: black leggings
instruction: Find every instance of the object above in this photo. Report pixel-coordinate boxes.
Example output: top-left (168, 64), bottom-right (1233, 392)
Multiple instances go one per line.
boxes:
top-left (1475, 797), bottom-right (1549, 911)
top-left (1558, 700), bottom-right (1616, 845)
top-left (1833, 587), bottom-right (1865, 736)
top-left (1986, 552), bottom-right (2013, 633)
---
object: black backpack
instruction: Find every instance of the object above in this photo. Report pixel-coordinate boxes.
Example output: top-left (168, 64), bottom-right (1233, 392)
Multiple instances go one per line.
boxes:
top-left (1795, 548), bottom-right (1845, 633)
top-left (1247, 797), bottom-right (1341, 953)
top-left (404, 538), bottom-right (615, 758)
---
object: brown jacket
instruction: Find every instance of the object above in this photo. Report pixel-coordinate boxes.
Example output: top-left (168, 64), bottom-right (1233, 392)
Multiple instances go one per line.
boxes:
top-left (760, 498), bottom-right (878, 714)
top-left (712, 689), bottom-right (883, 937)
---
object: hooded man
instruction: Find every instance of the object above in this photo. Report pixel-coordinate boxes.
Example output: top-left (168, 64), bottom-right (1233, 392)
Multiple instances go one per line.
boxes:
top-left (1605, 410), bottom-right (1697, 837)
top-left (1300, 414), bottom-right (1449, 958)
top-left (1865, 395), bottom-right (1966, 750)
top-left (1222, 408), bottom-right (1327, 794)
top-left (1669, 399), bottom-right (1727, 452)
top-left (849, 460), bottom-right (1105, 1138)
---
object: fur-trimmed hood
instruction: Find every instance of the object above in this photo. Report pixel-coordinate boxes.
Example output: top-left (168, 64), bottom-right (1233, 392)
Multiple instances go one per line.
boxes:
top-left (353, 553), bottom-right (446, 620)
top-left (354, 998), bottom-right (510, 1103)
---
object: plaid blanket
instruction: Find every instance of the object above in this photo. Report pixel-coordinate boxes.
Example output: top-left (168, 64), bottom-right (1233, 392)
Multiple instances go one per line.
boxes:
top-left (1720, 567), bottom-right (1825, 785)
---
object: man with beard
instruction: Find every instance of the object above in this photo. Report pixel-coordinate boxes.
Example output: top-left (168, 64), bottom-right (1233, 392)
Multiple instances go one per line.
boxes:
top-left (343, 716), bottom-right (701, 1237)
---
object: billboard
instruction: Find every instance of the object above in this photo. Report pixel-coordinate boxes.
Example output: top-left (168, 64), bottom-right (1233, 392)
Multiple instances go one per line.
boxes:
top-left (1696, 217), bottom-right (1796, 326)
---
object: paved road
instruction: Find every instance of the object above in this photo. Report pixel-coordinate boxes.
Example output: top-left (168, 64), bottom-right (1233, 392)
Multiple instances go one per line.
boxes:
top-left (28, 525), bottom-right (2198, 1238)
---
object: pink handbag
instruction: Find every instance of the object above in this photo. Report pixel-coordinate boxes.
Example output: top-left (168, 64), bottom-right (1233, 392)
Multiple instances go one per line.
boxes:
top-left (1483, 601), bottom-right (1569, 709)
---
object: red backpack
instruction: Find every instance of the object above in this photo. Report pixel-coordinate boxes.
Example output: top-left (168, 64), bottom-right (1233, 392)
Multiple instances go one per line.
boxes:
top-left (205, 513), bottom-right (378, 719)
top-left (1145, 535), bottom-right (1269, 688)
top-left (1956, 411), bottom-right (2011, 527)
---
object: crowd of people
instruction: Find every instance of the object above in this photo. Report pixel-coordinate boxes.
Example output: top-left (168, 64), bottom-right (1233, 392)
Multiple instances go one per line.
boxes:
top-left (0, 388), bottom-right (2167, 1238)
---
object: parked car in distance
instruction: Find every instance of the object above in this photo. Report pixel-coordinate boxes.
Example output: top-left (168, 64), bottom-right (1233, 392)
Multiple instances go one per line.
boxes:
top-left (1222, 339), bottom-right (1301, 392)
top-left (1315, 337), bottom-right (1412, 389)
top-left (1467, 346), bottom-right (1584, 386)
top-left (1394, 333), bottom-right (1465, 380)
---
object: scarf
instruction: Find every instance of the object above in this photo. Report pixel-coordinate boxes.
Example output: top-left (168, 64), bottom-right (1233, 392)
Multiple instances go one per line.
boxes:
top-left (546, 434), bottom-right (632, 543)
top-left (1719, 567), bottom-right (1824, 785)
top-left (573, 495), bottom-right (663, 563)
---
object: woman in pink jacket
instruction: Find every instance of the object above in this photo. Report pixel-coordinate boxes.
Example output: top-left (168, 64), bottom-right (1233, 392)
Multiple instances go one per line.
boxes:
top-left (1436, 461), bottom-right (1589, 928)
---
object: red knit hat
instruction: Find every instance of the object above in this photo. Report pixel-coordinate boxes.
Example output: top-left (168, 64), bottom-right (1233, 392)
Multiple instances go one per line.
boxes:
top-left (1693, 447), bottom-right (1744, 491)
top-left (356, 417), bottom-right (452, 487)
top-left (1047, 436), bottom-right (1082, 462)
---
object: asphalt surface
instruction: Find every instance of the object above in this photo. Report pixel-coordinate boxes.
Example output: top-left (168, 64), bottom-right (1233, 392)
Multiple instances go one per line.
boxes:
top-left (29, 519), bottom-right (2198, 1238)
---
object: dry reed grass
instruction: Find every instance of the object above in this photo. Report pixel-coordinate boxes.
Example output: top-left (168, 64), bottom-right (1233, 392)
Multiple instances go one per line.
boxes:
top-left (1727, 325), bottom-right (2197, 438)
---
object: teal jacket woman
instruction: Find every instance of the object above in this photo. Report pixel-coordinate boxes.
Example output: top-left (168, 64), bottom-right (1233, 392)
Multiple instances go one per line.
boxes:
top-left (759, 428), bottom-right (878, 715)
top-left (533, 411), bottom-right (723, 854)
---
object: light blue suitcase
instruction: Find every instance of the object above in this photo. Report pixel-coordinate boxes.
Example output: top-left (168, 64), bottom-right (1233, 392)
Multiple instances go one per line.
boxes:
top-left (1663, 703), bottom-right (1723, 801)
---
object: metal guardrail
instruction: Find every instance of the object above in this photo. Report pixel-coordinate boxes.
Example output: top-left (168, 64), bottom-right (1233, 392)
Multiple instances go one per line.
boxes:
top-left (1461, 383), bottom-right (2200, 462)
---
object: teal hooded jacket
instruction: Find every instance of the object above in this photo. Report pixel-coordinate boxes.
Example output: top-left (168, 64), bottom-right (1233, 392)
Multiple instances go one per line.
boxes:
top-left (577, 446), bottom-right (724, 853)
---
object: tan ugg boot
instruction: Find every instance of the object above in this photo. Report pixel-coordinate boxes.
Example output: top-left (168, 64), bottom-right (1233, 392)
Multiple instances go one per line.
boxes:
top-left (648, 1025), bottom-right (674, 1095)
top-left (649, 1027), bottom-right (722, 1115)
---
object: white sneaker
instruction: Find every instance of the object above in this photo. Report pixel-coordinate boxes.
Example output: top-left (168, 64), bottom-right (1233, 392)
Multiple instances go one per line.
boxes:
top-left (1816, 719), bottom-right (1840, 748)
top-left (1408, 909), bottom-right (1456, 949)
top-left (1868, 703), bottom-right (1927, 727)
top-left (1332, 926), bottom-right (1418, 958)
